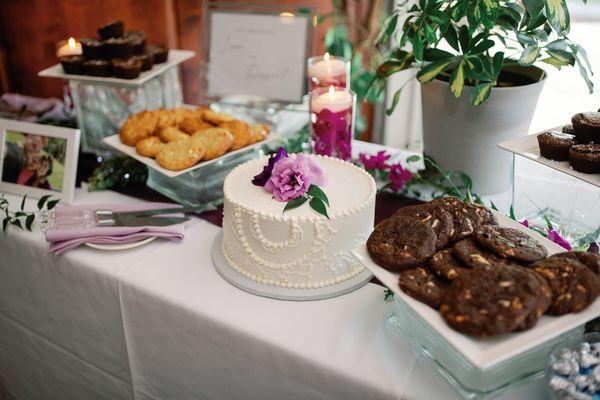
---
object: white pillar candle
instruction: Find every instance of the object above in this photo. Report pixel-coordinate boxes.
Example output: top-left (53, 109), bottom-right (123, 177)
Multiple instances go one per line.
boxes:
top-left (308, 53), bottom-right (348, 82)
top-left (56, 37), bottom-right (82, 58)
top-left (310, 86), bottom-right (353, 113)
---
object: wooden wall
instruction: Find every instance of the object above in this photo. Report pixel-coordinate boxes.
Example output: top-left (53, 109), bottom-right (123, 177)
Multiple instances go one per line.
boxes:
top-left (0, 0), bottom-right (334, 103)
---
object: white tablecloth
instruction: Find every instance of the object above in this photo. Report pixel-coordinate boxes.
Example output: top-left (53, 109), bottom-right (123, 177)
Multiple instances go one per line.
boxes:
top-left (0, 150), bottom-right (549, 399)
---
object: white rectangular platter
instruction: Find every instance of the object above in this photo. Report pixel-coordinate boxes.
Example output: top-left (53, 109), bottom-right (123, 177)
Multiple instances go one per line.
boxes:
top-left (498, 129), bottom-right (600, 188)
top-left (103, 132), bottom-right (279, 178)
top-left (38, 50), bottom-right (195, 86)
top-left (352, 212), bottom-right (600, 371)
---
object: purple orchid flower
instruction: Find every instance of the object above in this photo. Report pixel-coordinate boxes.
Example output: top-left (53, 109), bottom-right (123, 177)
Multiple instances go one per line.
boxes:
top-left (388, 163), bottom-right (413, 192)
top-left (359, 151), bottom-right (391, 171)
top-left (546, 229), bottom-right (572, 250)
top-left (252, 147), bottom-right (288, 187)
top-left (519, 219), bottom-right (529, 228)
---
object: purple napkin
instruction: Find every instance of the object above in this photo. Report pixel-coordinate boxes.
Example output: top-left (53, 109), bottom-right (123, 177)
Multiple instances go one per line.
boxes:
top-left (46, 202), bottom-right (185, 254)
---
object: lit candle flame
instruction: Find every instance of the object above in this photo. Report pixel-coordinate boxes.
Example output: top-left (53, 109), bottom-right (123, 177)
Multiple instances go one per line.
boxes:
top-left (324, 52), bottom-right (330, 62)
top-left (67, 37), bottom-right (76, 48)
top-left (279, 11), bottom-right (294, 17)
top-left (328, 85), bottom-right (335, 97)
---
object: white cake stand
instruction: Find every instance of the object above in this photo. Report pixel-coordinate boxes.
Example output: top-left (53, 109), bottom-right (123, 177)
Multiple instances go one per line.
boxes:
top-left (211, 232), bottom-right (373, 301)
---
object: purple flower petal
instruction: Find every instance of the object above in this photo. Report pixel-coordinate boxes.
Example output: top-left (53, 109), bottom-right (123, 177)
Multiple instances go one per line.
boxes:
top-left (252, 147), bottom-right (288, 186)
top-left (359, 151), bottom-right (391, 171)
top-left (519, 219), bottom-right (529, 228)
top-left (546, 229), bottom-right (572, 250)
top-left (265, 154), bottom-right (326, 202)
top-left (387, 163), bottom-right (413, 192)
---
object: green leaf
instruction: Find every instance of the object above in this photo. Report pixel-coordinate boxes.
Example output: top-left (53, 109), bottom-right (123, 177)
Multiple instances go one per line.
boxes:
top-left (509, 205), bottom-right (516, 220)
top-left (492, 52), bottom-right (504, 77)
top-left (481, 0), bottom-right (499, 19)
top-left (20, 194), bottom-right (26, 211)
top-left (417, 59), bottom-right (453, 84)
top-left (523, 0), bottom-right (545, 17)
top-left (451, 0), bottom-right (469, 21)
top-left (423, 48), bottom-right (455, 62)
top-left (450, 60), bottom-right (465, 98)
top-left (37, 195), bottom-right (51, 210)
top-left (444, 26), bottom-right (460, 52)
top-left (546, 49), bottom-right (575, 65)
top-left (470, 39), bottom-right (495, 55)
top-left (411, 34), bottom-right (424, 62)
top-left (307, 185), bottom-right (329, 206)
top-left (386, 88), bottom-right (402, 116)
top-left (384, 288), bottom-right (395, 302)
top-left (517, 33), bottom-right (537, 46)
top-left (283, 196), bottom-right (308, 213)
top-left (47, 199), bottom-right (60, 210)
top-left (2, 218), bottom-right (8, 232)
top-left (25, 214), bottom-right (35, 231)
top-left (469, 83), bottom-right (493, 106)
top-left (406, 155), bottom-right (422, 163)
top-left (423, 23), bottom-right (437, 44)
top-left (547, 39), bottom-right (568, 51)
top-left (490, 200), bottom-right (499, 211)
top-left (545, 0), bottom-right (570, 35)
top-left (12, 219), bottom-right (23, 230)
top-left (428, 10), bottom-right (448, 25)
top-left (309, 197), bottom-right (329, 219)
top-left (519, 46), bottom-right (540, 66)
top-left (458, 25), bottom-right (470, 52)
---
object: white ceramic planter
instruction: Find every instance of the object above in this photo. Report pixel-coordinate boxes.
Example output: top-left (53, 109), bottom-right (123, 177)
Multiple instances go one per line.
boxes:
top-left (421, 71), bottom-right (545, 195)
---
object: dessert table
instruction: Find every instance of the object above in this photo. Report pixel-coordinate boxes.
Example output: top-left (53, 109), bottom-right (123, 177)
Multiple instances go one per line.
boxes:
top-left (0, 144), bottom-right (551, 400)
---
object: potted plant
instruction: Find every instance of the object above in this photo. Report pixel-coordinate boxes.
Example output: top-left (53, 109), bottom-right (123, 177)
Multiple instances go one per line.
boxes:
top-left (373, 0), bottom-right (593, 194)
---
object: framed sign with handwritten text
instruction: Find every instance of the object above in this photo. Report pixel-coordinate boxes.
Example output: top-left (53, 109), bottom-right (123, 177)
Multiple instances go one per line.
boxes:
top-left (200, 2), bottom-right (315, 104)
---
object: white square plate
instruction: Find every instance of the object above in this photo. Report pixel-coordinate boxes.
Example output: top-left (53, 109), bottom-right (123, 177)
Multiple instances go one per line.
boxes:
top-left (498, 129), bottom-right (600, 188)
top-left (352, 212), bottom-right (600, 370)
top-left (38, 50), bottom-right (195, 86)
top-left (103, 131), bottom-right (279, 178)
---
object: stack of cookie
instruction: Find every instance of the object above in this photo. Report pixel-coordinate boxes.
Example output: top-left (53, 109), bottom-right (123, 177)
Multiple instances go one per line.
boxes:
top-left (537, 111), bottom-right (600, 174)
top-left (119, 107), bottom-right (269, 171)
top-left (367, 197), bottom-right (600, 337)
top-left (59, 20), bottom-right (168, 79)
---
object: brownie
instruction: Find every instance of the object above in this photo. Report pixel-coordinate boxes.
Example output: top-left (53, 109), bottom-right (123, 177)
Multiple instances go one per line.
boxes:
top-left (393, 204), bottom-right (454, 249)
top-left (104, 37), bottom-right (133, 59)
top-left (148, 44), bottom-right (168, 63)
top-left (474, 225), bottom-right (548, 263)
top-left (112, 58), bottom-right (141, 79)
top-left (440, 265), bottom-right (543, 337)
top-left (562, 124), bottom-right (575, 135)
top-left (59, 55), bottom-right (85, 75)
top-left (98, 20), bottom-right (124, 40)
top-left (133, 52), bottom-right (154, 71)
top-left (572, 112), bottom-right (600, 144)
top-left (399, 267), bottom-right (449, 309)
top-left (81, 38), bottom-right (105, 59)
top-left (530, 253), bottom-right (599, 315)
top-left (83, 59), bottom-right (111, 77)
top-left (569, 144), bottom-right (600, 174)
top-left (124, 30), bottom-right (147, 55)
top-left (367, 215), bottom-right (437, 271)
top-left (537, 131), bottom-right (575, 161)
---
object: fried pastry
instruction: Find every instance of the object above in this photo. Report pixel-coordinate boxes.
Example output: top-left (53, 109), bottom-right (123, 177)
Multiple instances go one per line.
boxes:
top-left (159, 126), bottom-right (189, 143)
top-left (135, 136), bottom-right (165, 158)
top-left (220, 119), bottom-right (251, 150)
top-left (156, 139), bottom-right (205, 171)
top-left (119, 110), bottom-right (159, 145)
top-left (191, 128), bottom-right (234, 160)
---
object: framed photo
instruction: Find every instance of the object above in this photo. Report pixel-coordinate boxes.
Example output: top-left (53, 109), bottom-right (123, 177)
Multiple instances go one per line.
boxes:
top-left (200, 2), bottom-right (315, 104)
top-left (0, 118), bottom-right (80, 203)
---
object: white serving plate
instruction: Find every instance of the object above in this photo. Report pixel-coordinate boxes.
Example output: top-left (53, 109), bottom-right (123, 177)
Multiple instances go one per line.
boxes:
top-left (352, 212), bottom-right (600, 371)
top-left (103, 132), bottom-right (280, 178)
top-left (84, 236), bottom-right (156, 251)
top-left (498, 128), bottom-right (600, 188)
top-left (38, 49), bottom-right (195, 86)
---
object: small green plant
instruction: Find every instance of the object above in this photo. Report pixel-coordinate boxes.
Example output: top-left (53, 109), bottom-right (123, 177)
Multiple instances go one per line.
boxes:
top-left (373, 0), bottom-right (593, 111)
top-left (0, 194), bottom-right (59, 232)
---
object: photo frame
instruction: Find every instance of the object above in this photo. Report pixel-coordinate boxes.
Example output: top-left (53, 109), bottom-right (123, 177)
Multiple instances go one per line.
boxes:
top-left (200, 1), bottom-right (315, 105)
top-left (0, 118), bottom-right (80, 203)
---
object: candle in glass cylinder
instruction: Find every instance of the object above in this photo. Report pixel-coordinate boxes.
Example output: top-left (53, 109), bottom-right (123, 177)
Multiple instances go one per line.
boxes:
top-left (56, 37), bottom-right (82, 58)
top-left (310, 86), bottom-right (355, 161)
top-left (307, 53), bottom-right (350, 91)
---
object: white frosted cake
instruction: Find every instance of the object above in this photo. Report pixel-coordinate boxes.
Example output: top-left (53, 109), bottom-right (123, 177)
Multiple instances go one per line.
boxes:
top-left (222, 154), bottom-right (376, 289)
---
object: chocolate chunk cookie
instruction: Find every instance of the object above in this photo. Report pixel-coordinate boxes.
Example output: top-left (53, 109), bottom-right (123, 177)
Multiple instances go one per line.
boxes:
top-left (574, 252), bottom-right (600, 275)
top-left (428, 197), bottom-right (492, 242)
top-left (440, 265), bottom-right (543, 337)
top-left (530, 253), bottom-right (599, 315)
top-left (367, 216), bottom-right (437, 271)
top-left (453, 238), bottom-right (505, 269)
top-left (429, 248), bottom-right (470, 281)
top-left (393, 204), bottom-right (454, 249)
top-left (515, 270), bottom-right (552, 331)
top-left (474, 226), bottom-right (547, 263)
top-left (399, 267), bottom-right (449, 309)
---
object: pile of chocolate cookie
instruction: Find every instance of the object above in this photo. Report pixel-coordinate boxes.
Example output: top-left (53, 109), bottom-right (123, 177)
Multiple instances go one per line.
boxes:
top-left (59, 20), bottom-right (168, 79)
top-left (367, 197), bottom-right (600, 337)
top-left (119, 107), bottom-right (269, 171)
top-left (537, 110), bottom-right (600, 174)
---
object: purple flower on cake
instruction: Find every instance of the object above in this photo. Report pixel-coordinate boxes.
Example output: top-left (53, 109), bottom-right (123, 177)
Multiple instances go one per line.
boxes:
top-left (252, 147), bottom-right (288, 187)
top-left (265, 154), bottom-right (326, 202)
top-left (546, 229), bottom-right (572, 250)
top-left (387, 163), bottom-right (413, 192)
top-left (359, 151), bottom-right (391, 171)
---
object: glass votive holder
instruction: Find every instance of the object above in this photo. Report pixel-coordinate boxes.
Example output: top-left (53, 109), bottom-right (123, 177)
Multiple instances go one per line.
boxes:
top-left (309, 86), bottom-right (356, 161)
top-left (307, 54), bottom-right (350, 91)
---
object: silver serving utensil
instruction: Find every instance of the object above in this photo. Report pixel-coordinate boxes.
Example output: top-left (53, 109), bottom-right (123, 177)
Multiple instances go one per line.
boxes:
top-left (95, 206), bottom-right (202, 221)
top-left (95, 214), bottom-right (189, 227)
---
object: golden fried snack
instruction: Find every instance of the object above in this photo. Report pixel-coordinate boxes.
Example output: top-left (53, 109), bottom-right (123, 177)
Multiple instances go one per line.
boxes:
top-left (172, 107), bottom-right (198, 125)
top-left (248, 123), bottom-right (270, 144)
top-left (156, 139), bottom-right (205, 171)
top-left (159, 126), bottom-right (189, 143)
top-left (202, 109), bottom-right (235, 125)
top-left (179, 115), bottom-right (214, 135)
top-left (219, 120), bottom-right (251, 150)
top-left (136, 136), bottom-right (165, 158)
top-left (191, 128), bottom-right (234, 160)
top-left (154, 109), bottom-right (177, 134)
top-left (119, 110), bottom-right (159, 146)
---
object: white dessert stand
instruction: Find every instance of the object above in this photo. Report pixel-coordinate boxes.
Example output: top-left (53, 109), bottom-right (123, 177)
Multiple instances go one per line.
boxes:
top-left (211, 232), bottom-right (373, 301)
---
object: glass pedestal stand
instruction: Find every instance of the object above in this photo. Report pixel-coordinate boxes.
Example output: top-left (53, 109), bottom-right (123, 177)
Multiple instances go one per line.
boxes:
top-left (70, 68), bottom-right (183, 155)
top-left (509, 154), bottom-right (600, 248)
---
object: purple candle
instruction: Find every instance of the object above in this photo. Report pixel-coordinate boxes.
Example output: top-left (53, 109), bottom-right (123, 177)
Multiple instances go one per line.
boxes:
top-left (310, 86), bottom-right (355, 161)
